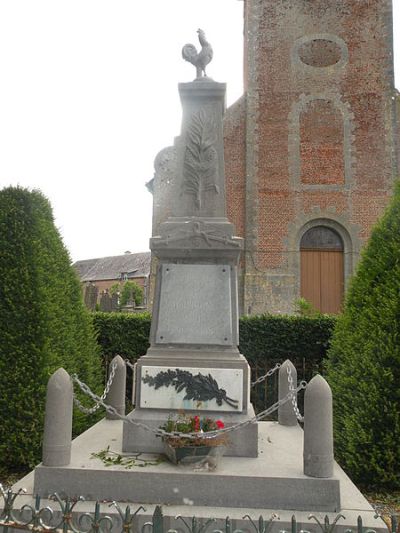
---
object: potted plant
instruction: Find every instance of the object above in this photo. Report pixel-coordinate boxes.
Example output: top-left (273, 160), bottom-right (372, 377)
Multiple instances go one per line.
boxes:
top-left (160, 413), bottom-right (227, 467)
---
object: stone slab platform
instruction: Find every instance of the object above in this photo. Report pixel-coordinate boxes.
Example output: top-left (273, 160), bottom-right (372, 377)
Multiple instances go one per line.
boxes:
top-left (6, 419), bottom-right (385, 532)
top-left (28, 420), bottom-right (344, 511)
top-left (32, 419), bottom-right (339, 511)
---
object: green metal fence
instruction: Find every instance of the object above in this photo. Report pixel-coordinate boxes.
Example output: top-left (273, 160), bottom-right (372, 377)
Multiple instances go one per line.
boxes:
top-left (0, 488), bottom-right (397, 533)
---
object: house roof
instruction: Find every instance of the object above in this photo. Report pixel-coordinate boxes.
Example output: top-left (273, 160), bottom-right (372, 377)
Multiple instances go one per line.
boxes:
top-left (73, 252), bottom-right (151, 282)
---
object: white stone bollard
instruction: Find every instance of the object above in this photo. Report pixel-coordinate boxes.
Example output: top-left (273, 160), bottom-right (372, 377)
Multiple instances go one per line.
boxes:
top-left (303, 374), bottom-right (334, 478)
top-left (131, 361), bottom-right (137, 406)
top-left (278, 359), bottom-right (298, 426)
top-left (105, 355), bottom-right (126, 420)
top-left (42, 368), bottom-right (73, 466)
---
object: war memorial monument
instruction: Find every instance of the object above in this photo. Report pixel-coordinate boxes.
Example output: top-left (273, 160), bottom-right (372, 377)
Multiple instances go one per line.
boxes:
top-left (3, 31), bottom-right (385, 533)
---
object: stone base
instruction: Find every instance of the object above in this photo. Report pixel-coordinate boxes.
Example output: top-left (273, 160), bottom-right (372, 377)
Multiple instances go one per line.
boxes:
top-left (3, 419), bottom-right (384, 532)
top-left (127, 349), bottom-right (257, 457)
top-left (28, 419), bottom-right (345, 511)
top-left (122, 406), bottom-right (258, 457)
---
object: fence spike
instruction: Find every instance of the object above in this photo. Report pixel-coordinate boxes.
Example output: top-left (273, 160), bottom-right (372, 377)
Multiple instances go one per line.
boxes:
top-left (291, 515), bottom-right (296, 533)
top-left (153, 506), bottom-right (164, 533)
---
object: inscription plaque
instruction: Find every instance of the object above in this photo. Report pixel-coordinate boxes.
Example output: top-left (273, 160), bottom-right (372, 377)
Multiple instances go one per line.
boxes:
top-left (156, 264), bottom-right (232, 345)
top-left (140, 366), bottom-right (243, 411)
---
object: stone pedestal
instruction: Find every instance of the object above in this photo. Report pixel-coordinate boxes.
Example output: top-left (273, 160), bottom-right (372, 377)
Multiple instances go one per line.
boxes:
top-left (123, 80), bottom-right (258, 457)
top-left (123, 218), bottom-right (258, 457)
top-left (31, 419), bottom-right (368, 518)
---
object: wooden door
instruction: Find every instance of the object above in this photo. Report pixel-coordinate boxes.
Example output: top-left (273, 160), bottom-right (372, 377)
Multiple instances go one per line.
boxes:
top-left (301, 249), bottom-right (344, 314)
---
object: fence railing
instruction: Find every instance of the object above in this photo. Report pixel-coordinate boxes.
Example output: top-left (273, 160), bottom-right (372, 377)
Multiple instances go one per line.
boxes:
top-left (0, 488), bottom-right (398, 533)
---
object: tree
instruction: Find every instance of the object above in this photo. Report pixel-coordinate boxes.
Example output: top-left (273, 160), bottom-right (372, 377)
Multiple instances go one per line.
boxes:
top-left (324, 181), bottom-right (400, 489)
top-left (0, 186), bottom-right (103, 470)
top-left (120, 281), bottom-right (144, 307)
top-left (110, 281), bottom-right (144, 309)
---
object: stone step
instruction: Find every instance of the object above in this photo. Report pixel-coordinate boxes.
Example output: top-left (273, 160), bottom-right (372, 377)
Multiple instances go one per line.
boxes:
top-left (32, 419), bottom-right (340, 511)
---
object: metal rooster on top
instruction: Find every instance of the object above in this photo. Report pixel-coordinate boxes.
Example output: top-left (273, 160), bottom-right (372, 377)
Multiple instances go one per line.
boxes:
top-left (182, 29), bottom-right (213, 79)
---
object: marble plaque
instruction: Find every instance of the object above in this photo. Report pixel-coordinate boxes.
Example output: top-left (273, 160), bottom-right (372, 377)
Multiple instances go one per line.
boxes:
top-left (140, 366), bottom-right (243, 412)
top-left (156, 264), bottom-right (232, 345)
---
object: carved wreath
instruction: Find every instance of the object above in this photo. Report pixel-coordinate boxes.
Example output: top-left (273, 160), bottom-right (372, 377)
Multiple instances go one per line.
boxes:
top-left (142, 368), bottom-right (238, 409)
top-left (182, 107), bottom-right (220, 210)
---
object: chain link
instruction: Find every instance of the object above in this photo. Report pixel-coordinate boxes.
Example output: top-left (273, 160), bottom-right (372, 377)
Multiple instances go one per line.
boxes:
top-left (71, 373), bottom-right (306, 441)
top-left (125, 360), bottom-right (136, 371)
top-left (72, 359), bottom-right (306, 433)
top-left (287, 365), bottom-right (304, 422)
top-left (73, 361), bottom-right (118, 415)
top-left (106, 360), bottom-right (280, 389)
top-left (251, 362), bottom-right (281, 387)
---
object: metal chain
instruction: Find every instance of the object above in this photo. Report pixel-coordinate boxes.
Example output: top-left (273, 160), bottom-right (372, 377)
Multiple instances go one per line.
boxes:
top-left (125, 360), bottom-right (136, 371)
top-left (287, 364), bottom-right (304, 422)
top-left (104, 359), bottom-right (280, 388)
top-left (251, 362), bottom-right (281, 387)
top-left (73, 361), bottom-right (118, 415)
top-left (71, 373), bottom-right (306, 440)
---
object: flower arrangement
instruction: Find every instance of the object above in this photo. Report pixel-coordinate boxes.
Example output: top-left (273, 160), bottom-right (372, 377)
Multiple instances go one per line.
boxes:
top-left (160, 413), bottom-right (227, 448)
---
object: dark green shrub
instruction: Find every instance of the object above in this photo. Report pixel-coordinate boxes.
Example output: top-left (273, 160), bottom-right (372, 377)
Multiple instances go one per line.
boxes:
top-left (92, 311), bottom-right (336, 414)
top-left (239, 314), bottom-right (336, 412)
top-left (0, 187), bottom-right (103, 470)
top-left (239, 314), bottom-right (335, 365)
top-left (92, 312), bottom-right (151, 362)
top-left (325, 182), bottom-right (400, 490)
top-left (92, 312), bottom-right (335, 365)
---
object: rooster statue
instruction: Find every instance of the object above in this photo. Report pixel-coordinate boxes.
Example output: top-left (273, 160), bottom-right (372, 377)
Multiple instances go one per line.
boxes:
top-left (182, 29), bottom-right (213, 79)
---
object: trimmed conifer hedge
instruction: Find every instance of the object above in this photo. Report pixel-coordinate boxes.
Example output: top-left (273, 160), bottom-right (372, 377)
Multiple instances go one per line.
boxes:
top-left (0, 187), bottom-right (103, 470)
top-left (239, 314), bottom-right (335, 366)
top-left (92, 312), bottom-right (336, 413)
top-left (93, 312), bottom-right (152, 360)
top-left (92, 312), bottom-right (335, 364)
top-left (325, 181), bottom-right (400, 490)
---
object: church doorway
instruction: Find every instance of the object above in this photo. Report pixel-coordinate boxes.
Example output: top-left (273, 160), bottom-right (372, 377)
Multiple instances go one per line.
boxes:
top-left (300, 226), bottom-right (344, 314)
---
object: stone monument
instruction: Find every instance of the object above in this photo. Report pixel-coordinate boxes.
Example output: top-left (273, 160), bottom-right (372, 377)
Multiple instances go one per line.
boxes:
top-left (123, 30), bottom-right (258, 457)
top-left (7, 33), bottom-right (385, 533)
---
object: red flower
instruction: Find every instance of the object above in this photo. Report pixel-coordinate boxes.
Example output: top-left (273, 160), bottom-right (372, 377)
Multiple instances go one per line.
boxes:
top-left (216, 420), bottom-right (224, 429)
top-left (193, 415), bottom-right (200, 431)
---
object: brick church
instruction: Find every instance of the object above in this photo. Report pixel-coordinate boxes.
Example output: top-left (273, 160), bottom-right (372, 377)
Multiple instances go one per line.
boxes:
top-left (151, 0), bottom-right (400, 316)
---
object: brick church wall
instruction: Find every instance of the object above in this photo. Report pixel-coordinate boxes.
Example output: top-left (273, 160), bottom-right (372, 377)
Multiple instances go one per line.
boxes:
top-left (224, 0), bottom-right (399, 315)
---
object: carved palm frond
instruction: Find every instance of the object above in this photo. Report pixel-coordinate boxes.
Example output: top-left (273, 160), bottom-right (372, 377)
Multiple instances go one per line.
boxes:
top-left (182, 108), bottom-right (219, 210)
top-left (142, 369), bottom-right (238, 409)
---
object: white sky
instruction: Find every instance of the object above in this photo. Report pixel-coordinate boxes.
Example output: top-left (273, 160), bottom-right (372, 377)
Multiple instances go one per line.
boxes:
top-left (0, 1), bottom-right (399, 263)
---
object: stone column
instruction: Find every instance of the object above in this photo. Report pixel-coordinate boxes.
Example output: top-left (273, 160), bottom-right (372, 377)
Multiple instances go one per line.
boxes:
top-left (278, 359), bottom-right (298, 426)
top-left (105, 355), bottom-right (126, 420)
top-left (42, 368), bottom-right (73, 467)
top-left (303, 374), bottom-right (334, 478)
top-left (123, 73), bottom-right (257, 458)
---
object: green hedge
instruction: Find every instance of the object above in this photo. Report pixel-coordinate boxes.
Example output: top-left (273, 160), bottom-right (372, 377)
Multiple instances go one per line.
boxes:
top-left (93, 312), bottom-right (335, 365)
top-left (92, 312), bottom-right (336, 413)
top-left (0, 187), bottom-right (103, 470)
top-left (325, 181), bottom-right (400, 490)
top-left (239, 314), bottom-right (337, 412)
top-left (239, 314), bottom-right (336, 365)
top-left (92, 312), bottom-right (151, 362)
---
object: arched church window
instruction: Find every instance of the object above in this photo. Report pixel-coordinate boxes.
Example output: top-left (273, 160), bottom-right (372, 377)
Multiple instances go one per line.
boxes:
top-left (300, 226), bottom-right (343, 250)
